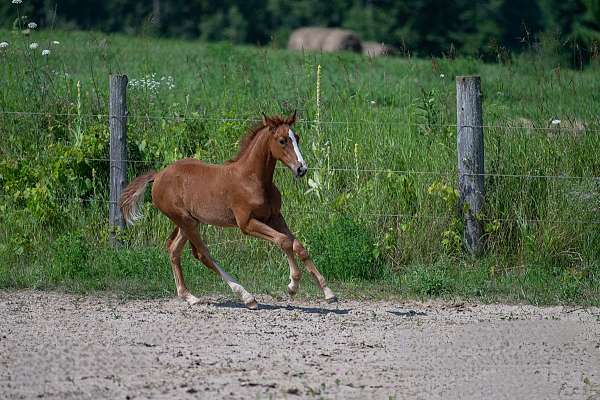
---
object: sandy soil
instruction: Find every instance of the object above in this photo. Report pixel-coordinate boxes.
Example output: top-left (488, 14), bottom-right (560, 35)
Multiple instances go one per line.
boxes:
top-left (1, 290), bottom-right (599, 400)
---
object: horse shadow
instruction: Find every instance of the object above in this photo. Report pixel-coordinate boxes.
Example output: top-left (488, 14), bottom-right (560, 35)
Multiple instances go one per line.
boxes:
top-left (213, 300), bottom-right (351, 315)
top-left (387, 310), bottom-right (427, 317)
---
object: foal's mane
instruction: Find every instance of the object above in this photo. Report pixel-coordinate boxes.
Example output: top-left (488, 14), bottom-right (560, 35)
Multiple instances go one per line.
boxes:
top-left (227, 115), bottom-right (289, 163)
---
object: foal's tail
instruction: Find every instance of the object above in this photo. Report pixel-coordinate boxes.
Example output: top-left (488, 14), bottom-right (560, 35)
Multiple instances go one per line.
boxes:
top-left (120, 170), bottom-right (156, 225)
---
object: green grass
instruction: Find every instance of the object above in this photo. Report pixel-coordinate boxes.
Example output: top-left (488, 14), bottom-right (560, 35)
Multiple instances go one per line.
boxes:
top-left (1, 29), bottom-right (599, 305)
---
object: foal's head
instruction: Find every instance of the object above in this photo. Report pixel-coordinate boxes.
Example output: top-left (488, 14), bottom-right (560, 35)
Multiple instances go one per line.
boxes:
top-left (262, 111), bottom-right (307, 177)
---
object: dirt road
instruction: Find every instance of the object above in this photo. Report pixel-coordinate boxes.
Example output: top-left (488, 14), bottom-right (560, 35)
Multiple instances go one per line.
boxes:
top-left (1, 290), bottom-right (599, 399)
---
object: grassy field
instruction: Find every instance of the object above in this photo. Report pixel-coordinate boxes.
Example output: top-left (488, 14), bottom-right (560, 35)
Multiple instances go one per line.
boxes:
top-left (1, 29), bottom-right (599, 305)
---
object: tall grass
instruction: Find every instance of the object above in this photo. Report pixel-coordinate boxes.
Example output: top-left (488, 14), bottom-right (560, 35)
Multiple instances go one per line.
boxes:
top-left (1, 29), bottom-right (599, 305)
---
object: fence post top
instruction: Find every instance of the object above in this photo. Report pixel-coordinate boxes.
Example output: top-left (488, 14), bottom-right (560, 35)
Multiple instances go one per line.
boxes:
top-left (109, 74), bottom-right (129, 83)
top-left (456, 75), bottom-right (481, 82)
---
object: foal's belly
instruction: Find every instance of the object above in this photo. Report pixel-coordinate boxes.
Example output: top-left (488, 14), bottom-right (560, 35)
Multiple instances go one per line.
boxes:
top-left (190, 203), bottom-right (238, 227)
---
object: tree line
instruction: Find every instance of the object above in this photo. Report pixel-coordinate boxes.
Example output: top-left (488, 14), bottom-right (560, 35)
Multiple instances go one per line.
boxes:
top-left (2, 0), bottom-right (599, 65)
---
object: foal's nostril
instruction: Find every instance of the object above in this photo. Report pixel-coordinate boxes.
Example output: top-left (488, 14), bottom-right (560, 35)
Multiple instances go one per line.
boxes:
top-left (297, 166), bottom-right (307, 177)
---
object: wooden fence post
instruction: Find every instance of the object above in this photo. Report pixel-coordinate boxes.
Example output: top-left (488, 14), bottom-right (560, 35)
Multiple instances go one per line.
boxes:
top-left (456, 76), bottom-right (485, 256)
top-left (109, 74), bottom-right (128, 246)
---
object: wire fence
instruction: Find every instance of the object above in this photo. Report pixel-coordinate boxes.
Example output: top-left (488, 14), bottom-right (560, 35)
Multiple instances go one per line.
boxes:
top-left (2, 109), bottom-right (600, 133)
top-left (2, 193), bottom-right (599, 226)
top-left (2, 109), bottom-right (600, 228)
top-left (3, 154), bottom-right (600, 181)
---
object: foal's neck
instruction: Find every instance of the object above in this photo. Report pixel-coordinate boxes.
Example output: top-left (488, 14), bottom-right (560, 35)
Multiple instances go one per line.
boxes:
top-left (237, 128), bottom-right (276, 185)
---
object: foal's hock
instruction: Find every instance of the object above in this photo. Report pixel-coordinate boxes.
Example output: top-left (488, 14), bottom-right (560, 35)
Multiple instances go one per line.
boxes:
top-left (120, 112), bottom-right (337, 309)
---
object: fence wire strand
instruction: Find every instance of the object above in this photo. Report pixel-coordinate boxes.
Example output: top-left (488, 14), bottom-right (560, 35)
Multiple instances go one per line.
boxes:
top-left (3, 155), bottom-right (600, 180)
top-left (2, 110), bottom-right (600, 133)
top-left (1, 194), bottom-right (599, 225)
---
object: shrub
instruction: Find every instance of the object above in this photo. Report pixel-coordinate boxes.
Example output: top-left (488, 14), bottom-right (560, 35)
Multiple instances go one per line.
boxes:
top-left (48, 231), bottom-right (91, 282)
top-left (405, 265), bottom-right (453, 296)
top-left (309, 214), bottom-right (379, 280)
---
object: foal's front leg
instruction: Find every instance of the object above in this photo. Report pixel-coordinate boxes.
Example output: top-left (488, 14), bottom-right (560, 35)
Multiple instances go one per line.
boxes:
top-left (237, 211), bottom-right (337, 302)
top-left (269, 214), bottom-right (337, 302)
top-left (267, 214), bottom-right (302, 295)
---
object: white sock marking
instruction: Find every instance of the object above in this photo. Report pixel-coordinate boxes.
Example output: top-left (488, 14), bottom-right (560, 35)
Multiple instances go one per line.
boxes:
top-left (214, 262), bottom-right (255, 304)
top-left (324, 287), bottom-right (336, 300)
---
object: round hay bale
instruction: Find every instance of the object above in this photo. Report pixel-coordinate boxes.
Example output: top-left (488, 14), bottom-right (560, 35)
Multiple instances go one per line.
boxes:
top-left (548, 118), bottom-right (587, 137)
top-left (288, 27), bottom-right (362, 53)
top-left (362, 41), bottom-right (395, 57)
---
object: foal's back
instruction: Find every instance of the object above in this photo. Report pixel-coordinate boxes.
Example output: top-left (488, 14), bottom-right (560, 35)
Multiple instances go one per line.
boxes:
top-left (152, 158), bottom-right (238, 227)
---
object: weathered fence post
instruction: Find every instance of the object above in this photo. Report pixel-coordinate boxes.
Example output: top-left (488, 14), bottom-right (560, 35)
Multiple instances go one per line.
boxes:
top-left (456, 76), bottom-right (485, 256)
top-left (109, 74), bottom-right (128, 246)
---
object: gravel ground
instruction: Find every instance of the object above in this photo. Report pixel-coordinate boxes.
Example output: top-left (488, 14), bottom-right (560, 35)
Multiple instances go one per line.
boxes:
top-left (1, 290), bottom-right (599, 399)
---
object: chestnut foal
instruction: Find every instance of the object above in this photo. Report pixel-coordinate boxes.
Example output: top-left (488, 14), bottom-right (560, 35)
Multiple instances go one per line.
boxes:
top-left (120, 112), bottom-right (336, 309)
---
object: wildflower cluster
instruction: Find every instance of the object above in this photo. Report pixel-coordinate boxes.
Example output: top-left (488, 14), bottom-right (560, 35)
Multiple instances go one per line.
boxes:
top-left (129, 74), bottom-right (175, 93)
top-left (8, 1), bottom-right (61, 56)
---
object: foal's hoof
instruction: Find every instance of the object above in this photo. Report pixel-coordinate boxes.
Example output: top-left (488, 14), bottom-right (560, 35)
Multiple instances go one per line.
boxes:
top-left (287, 285), bottom-right (297, 296)
top-left (185, 294), bottom-right (202, 306)
top-left (324, 287), bottom-right (337, 303)
top-left (245, 299), bottom-right (259, 310)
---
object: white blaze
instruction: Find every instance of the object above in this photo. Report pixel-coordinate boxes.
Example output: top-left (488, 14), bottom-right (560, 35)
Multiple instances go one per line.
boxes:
top-left (288, 129), bottom-right (306, 167)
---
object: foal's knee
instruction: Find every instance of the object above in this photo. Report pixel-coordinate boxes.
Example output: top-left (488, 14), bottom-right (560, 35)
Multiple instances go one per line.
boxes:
top-left (191, 246), bottom-right (210, 264)
top-left (278, 236), bottom-right (293, 252)
top-left (293, 240), bottom-right (310, 261)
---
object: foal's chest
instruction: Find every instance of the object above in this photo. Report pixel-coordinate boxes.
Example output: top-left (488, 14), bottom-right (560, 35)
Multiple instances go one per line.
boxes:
top-left (250, 202), bottom-right (275, 222)
top-left (245, 186), bottom-right (280, 222)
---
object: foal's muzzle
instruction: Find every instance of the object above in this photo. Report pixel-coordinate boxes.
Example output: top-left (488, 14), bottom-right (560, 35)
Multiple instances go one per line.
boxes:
top-left (295, 164), bottom-right (308, 177)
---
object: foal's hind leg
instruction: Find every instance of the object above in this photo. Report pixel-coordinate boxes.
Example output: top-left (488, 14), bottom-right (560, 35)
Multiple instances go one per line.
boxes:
top-left (166, 227), bottom-right (201, 305)
top-left (179, 224), bottom-right (258, 309)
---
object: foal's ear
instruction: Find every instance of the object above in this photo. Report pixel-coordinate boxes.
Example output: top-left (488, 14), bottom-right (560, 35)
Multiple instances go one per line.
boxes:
top-left (286, 110), bottom-right (297, 125)
top-left (262, 113), bottom-right (276, 129)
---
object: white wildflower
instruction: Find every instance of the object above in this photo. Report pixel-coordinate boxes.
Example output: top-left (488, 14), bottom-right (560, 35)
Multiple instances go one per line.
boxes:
top-left (29, 42), bottom-right (38, 49)
top-left (12, 0), bottom-right (23, 4)
top-left (0, 42), bottom-right (8, 49)
top-left (129, 74), bottom-right (175, 93)
top-left (440, 73), bottom-right (445, 78)
top-left (370, 100), bottom-right (376, 105)
top-left (27, 22), bottom-right (37, 29)
top-left (41, 49), bottom-right (50, 56)
top-left (551, 119), bottom-right (561, 126)
top-left (52, 40), bottom-right (60, 45)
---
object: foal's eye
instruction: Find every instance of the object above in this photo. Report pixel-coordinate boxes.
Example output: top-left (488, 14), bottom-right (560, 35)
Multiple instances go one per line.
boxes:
top-left (278, 138), bottom-right (287, 145)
